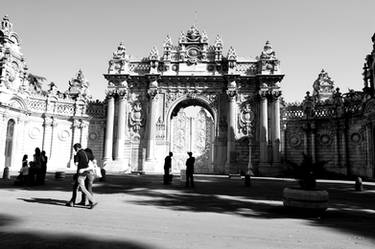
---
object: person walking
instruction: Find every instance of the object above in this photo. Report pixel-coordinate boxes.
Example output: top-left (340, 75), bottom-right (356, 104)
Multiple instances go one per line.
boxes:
top-left (163, 152), bottom-right (173, 185)
top-left (77, 147), bottom-right (95, 206)
top-left (185, 152), bottom-right (195, 188)
top-left (66, 143), bottom-right (97, 209)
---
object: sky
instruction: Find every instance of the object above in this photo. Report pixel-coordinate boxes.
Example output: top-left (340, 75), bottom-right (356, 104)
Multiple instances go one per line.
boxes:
top-left (2, 0), bottom-right (375, 102)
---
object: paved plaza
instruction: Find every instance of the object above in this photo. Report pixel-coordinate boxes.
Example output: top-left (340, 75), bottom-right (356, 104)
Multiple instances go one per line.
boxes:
top-left (0, 173), bottom-right (374, 249)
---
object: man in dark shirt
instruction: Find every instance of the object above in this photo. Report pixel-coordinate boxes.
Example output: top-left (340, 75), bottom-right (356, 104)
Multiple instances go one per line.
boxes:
top-left (163, 152), bottom-right (173, 185)
top-left (185, 152), bottom-right (195, 188)
top-left (66, 143), bottom-right (97, 209)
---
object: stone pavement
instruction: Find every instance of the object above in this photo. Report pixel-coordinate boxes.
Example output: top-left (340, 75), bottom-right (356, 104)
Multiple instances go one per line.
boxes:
top-left (0, 173), bottom-right (374, 249)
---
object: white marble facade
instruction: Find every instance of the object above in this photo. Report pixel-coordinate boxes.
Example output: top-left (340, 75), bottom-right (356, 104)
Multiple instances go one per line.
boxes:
top-left (0, 17), bottom-right (285, 175)
top-left (0, 16), bottom-right (91, 173)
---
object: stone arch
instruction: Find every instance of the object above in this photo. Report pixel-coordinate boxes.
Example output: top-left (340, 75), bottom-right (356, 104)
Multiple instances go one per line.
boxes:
top-left (9, 95), bottom-right (28, 111)
top-left (166, 94), bottom-right (218, 142)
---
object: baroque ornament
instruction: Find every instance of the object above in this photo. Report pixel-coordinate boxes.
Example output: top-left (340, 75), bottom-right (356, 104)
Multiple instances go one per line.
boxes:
top-left (238, 103), bottom-right (254, 136)
top-left (129, 101), bottom-right (144, 133)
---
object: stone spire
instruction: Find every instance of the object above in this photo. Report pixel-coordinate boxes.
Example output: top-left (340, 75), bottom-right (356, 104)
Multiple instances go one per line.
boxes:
top-left (312, 69), bottom-right (335, 102)
top-left (113, 42), bottom-right (126, 60)
top-left (1, 15), bottom-right (13, 32)
top-left (66, 69), bottom-right (90, 100)
top-left (363, 33), bottom-right (375, 95)
top-left (260, 41), bottom-right (276, 60)
top-left (214, 35), bottom-right (223, 62)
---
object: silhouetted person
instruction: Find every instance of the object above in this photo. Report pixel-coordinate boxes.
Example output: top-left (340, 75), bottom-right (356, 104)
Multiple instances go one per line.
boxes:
top-left (78, 148), bottom-right (95, 205)
top-left (185, 152), bottom-right (195, 188)
top-left (15, 154), bottom-right (29, 185)
top-left (163, 152), bottom-right (173, 185)
top-left (33, 147), bottom-right (43, 185)
top-left (40, 151), bottom-right (48, 185)
top-left (66, 143), bottom-right (97, 209)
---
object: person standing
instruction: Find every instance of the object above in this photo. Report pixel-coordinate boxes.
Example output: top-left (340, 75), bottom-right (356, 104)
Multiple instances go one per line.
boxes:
top-left (33, 147), bottom-right (43, 185)
top-left (66, 143), bottom-right (97, 209)
top-left (17, 155), bottom-right (29, 185)
top-left (40, 151), bottom-right (48, 185)
top-left (185, 152), bottom-right (195, 188)
top-left (163, 152), bottom-right (173, 185)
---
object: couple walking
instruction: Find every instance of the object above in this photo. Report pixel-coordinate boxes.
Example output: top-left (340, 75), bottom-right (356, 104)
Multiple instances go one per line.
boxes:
top-left (164, 151), bottom-right (195, 187)
top-left (66, 143), bottom-right (98, 209)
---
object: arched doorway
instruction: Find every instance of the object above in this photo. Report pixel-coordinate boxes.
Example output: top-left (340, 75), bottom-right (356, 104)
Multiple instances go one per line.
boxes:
top-left (170, 101), bottom-right (215, 174)
top-left (4, 119), bottom-right (15, 168)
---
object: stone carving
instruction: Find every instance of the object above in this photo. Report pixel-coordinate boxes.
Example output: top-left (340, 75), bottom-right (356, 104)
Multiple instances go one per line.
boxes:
top-left (288, 133), bottom-right (302, 148)
top-left (312, 69), bottom-right (335, 102)
top-left (129, 101), bottom-right (144, 133)
top-left (28, 126), bottom-right (41, 139)
top-left (238, 103), bottom-right (254, 136)
top-left (88, 132), bottom-right (98, 140)
top-left (66, 69), bottom-right (90, 100)
top-left (113, 42), bottom-right (127, 60)
top-left (163, 35), bottom-right (172, 61)
top-left (319, 133), bottom-right (332, 146)
top-left (351, 132), bottom-right (362, 143)
top-left (58, 129), bottom-right (70, 142)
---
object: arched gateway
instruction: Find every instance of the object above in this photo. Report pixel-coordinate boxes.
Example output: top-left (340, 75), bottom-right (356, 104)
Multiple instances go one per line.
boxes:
top-left (102, 26), bottom-right (284, 175)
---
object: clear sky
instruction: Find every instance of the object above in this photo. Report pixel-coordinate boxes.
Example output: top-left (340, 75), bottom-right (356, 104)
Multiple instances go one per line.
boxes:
top-left (2, 0), bottom-right (375, 102)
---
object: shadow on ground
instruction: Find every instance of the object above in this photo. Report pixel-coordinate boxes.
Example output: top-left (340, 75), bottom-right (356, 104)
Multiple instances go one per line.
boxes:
top-left (2, 174), bottom-right (375, 241)
top-left (0, 214), bottom-right (156, 249)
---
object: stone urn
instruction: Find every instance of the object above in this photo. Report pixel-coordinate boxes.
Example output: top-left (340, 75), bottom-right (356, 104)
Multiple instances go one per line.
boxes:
top-left (283, 187), bottom-right (329, 211)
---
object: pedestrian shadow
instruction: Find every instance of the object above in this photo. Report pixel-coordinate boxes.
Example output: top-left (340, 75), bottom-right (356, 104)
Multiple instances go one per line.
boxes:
top-left (17, 197), bottom-right (86, 208)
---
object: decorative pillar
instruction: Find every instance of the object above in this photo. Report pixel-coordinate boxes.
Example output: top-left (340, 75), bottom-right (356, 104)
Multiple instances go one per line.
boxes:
top-left (225, 76), bottom-right (238, 173)
top-left (146, 76), bottom-right (159, 161)
top-left (226, 89), bottom-right (237, 172)
top-left (104, 94), bottom-right (115, 161)
top-left (115, 90), bottom-right (127, 160)
top-left (259, 90), bottom-right (268, 163)
top-left (311, 122), bottom-right (316, 164)
top-left (272, 92), bottom-right (281, 163)
top-left (69, 119), bottom-right (80, 167)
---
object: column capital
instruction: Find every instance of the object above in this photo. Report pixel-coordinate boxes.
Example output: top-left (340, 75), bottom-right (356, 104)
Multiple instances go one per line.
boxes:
top-left (226, 88), bottom-right (237, 101)
top-left (105, 89), bottom-right (117, 98)
top-left (146, 74), bottom-right (160, 87)
top-left (103, 74), bottom-right (130, 87)
top-left (259, 88), bottom-right (269, 98)
top-left (147, 87), bottom-right (159, 100)
top-left (118, 88), bottom-right (128, 98)
top-left (270, 89), bottom-right (282, 100)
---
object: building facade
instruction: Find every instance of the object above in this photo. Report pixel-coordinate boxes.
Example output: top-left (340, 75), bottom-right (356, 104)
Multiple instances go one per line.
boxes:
top-left (97, 26), bottom-right (284, 175)
top-left (0, 16), bottom-right (92, 173)
top-left (3, 14), bottom-right (374, 179)
top-left (282, 34), bottom-right (375, 178)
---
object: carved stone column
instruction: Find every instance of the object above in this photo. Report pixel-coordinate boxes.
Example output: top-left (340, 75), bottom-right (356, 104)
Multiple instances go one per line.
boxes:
top-left (225, 88), bottom-right (237, 173)
top-left (311, 122), bottom-right (316, 164)
top-left (259, 90), bottom-right (269, 163)
top-left (69, 119), bottom-right (80, 167)
top-left (115, 90), bottom-right (127, 160)
top-left (104, 94), bottom-right (115, 161)
top-left (146, 76), bottom-right (159, 161)
top-left (272, 92), bottom-right (281, 163)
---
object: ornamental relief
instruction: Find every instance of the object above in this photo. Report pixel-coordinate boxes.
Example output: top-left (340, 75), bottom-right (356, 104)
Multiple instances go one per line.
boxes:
top-left (129, 101), bottom-right (145, 133)
top-left (238, 102), bottom-right (255, 137)
top-left (165, 90), bottom-right (219, 111)
top-left (28, 126), bottom-right (41, 139)
top-left (287, 130), bottom-right (304, 148)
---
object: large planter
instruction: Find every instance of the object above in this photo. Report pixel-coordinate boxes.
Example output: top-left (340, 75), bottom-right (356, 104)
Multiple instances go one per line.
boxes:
top-left (283, 187), bottom-right (329, 211)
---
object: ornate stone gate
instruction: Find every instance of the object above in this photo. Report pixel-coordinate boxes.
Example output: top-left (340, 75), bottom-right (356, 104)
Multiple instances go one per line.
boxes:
top-left (102, 26), bottom-right (284, 175)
